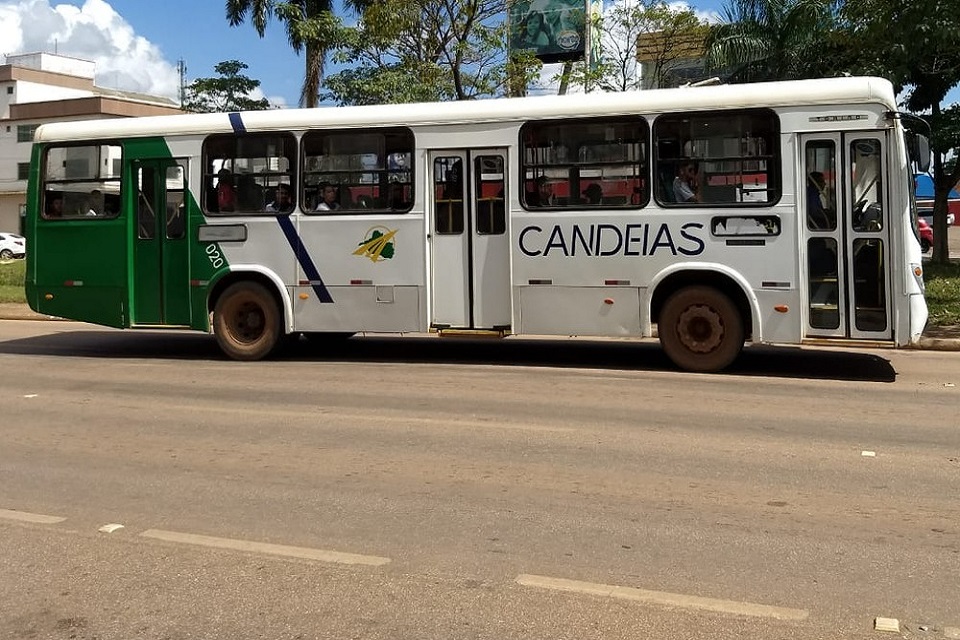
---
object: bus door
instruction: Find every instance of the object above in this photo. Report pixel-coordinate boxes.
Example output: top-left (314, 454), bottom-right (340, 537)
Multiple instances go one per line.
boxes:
top-left (428, 149), bottom-right (511, 331)
top-left (130, 158), bottom-right (191, 326)
top-left (801, 133), bottom-right (891, 340)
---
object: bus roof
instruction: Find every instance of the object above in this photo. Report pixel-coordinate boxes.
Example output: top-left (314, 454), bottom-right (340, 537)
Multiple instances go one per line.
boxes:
top-left (34, 76), bottom-right (897, 143)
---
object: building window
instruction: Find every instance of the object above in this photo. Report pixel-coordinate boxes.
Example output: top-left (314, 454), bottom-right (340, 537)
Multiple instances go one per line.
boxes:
top-left (6, 86), bottom-right (13, 95)
top-left (17, 163), bottom-right (30, 180)
top-left (17, 124), bottom-right (38, 143)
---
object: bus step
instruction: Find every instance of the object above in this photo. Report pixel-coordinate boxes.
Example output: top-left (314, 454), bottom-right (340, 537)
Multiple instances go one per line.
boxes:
top-left (434, 327), bottom-right (510, 338)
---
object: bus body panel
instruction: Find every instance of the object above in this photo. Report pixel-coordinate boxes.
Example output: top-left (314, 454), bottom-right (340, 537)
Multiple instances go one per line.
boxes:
top-left (24, 76), bottom-right (927, 367)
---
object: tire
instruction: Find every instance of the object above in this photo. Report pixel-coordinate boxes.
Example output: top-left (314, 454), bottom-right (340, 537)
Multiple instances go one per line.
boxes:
top-left (921, 239), bottom-right (931, 253)
top-left (0, 249), bottom-right (12, 260)
top-left (213, 282), bottom-right (282, 361)
top-left (658, 286), bottom-right (745, 372)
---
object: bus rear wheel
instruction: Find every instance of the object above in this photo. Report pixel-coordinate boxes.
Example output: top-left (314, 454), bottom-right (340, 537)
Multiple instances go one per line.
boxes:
top-left (213, 282), bottom-right (282, 361)
top-left (659, 286), bottom-right (744, 372)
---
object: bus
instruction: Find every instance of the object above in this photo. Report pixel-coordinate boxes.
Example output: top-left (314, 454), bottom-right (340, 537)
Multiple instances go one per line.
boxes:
top-left (24, 76), bottom-right (930, 372)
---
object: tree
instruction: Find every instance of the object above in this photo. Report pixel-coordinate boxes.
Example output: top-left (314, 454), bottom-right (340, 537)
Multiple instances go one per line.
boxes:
top-left (840, 0), bottom-right (960, 264)
top-left (324, 0), bottom-right (541, 105)
top-left (704, 0), bottom-right (839, 83)
top-left (563, 0), bottom-right (709, 92)
top-left (181, 60), bottom-right (272, 113)
top-left (226, 0), bottom-right (360, 107)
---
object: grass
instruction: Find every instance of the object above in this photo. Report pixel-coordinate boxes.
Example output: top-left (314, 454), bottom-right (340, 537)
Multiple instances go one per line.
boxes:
top-left (923, 261), bottom-right (960, 326)
top-left (0, 259), bottom-right (25, 303)
top-left (1, 257), bottom-right (959, 325)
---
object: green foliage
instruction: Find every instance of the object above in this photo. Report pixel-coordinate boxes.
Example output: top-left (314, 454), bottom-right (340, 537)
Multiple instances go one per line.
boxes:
top-left (182, 60), bottom-right (272, 113)
top-left (323, 0), bottom-right (534, 105)
top-left (226, 0), bottom-right (342, 107)
top-left (923, 261), bottom-right (960, 326)
top-left (705, 0), bottom-right (840, 82)
top-left (0, 260), bottom-right (25, 303)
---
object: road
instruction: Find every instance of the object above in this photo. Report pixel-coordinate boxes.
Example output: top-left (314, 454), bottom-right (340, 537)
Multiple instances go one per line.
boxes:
top-left (1, 321), bottom-right (958, 640)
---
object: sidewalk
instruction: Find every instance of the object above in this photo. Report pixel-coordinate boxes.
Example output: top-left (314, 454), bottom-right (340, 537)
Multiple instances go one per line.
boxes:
top-left (2, 302), bottom-right (957, 351)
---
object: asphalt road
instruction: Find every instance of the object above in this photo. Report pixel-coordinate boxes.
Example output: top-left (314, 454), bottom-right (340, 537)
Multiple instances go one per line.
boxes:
top-left (1, 321), bottom-right (958, 640)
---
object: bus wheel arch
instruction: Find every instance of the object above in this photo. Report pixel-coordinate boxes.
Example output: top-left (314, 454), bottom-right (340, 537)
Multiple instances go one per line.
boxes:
top-left (209, 274), bottom-right (285, 361)
top-left (651, 271), bottom-right (752, 372)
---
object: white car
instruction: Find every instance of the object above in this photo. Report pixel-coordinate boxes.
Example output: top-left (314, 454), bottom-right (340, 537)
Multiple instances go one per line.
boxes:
top-left (0, 232), bottom-right (26, 260)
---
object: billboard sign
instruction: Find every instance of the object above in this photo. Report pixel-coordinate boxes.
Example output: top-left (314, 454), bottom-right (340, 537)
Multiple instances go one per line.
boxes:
top-left (509, 0), bottom-right (586, 64)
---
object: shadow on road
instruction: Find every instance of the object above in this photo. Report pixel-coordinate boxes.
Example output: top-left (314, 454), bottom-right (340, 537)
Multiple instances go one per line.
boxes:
top-left (0, 329), bottom-right (897, 382)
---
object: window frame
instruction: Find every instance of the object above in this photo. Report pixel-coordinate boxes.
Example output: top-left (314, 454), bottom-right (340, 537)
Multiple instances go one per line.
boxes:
top-left (653, 108), bottom-right (781, 208)
top-left (40, 141), bottom-right (124, 220)
top-left (202, 131), bottom-right (299, 216)
top-left (300, 127), bottom-right (415, 215)
top-left (519, 115), bottom-right (650, 211)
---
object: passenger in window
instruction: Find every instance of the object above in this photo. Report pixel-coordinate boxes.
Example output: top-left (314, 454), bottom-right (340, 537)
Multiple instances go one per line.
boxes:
top-left (266, 183), bottom-right (294, 213)
top-left (217, 170), bottom-right (236, 212)
top-left (527, 176), bottom-right (555, 207)
top-left (85, 189), bottom-right (103, 216)
top-left (583, 183), bottom-right (603, 205)
top-left (806, 171), bottom-right (829, 228)
top-left (45, 192), bottom-right (64, 217)
top-left (673, 160), bottom-right (700, 203)
top-left (315, 183), bottom-right (340, 211)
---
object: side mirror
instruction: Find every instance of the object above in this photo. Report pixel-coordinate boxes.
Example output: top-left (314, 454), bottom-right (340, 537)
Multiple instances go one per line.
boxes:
top-left (908, 133), bottom-right (931, 173)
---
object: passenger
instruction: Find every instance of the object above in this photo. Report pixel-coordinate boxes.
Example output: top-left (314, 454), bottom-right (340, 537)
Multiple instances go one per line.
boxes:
top-left (85, 189), bottom-right (103, 216)
top-left (806, 171), bottom-right (830, 229)
top-left (315, 183), bottom-right (340, 211)
top-left (673, 159), bottom-right (700, 203)
top-left (526, 176), bottom-right (555, 207)
top-left (583, 183), bottom-right (603, 205)
top-left (217, 170), bottom-right (236, 212)
top-left (266, 183), bottom-right (294, 213)
top-left (45, 192), bottom-right (64, 217)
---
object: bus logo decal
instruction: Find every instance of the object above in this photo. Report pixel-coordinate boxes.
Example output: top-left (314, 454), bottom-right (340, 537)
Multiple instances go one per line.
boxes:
top-left (276, 215), bottom-right (334, 303)
top-left (354, 227), bottom-right (397, 262)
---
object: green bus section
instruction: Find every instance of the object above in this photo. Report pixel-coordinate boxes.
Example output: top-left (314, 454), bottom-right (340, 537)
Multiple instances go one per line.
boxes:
top-left (25, 137), bottom-right (226, 331)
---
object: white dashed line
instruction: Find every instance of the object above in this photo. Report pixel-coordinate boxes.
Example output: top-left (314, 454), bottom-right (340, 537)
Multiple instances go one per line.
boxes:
top-left (516, 574), bottom-right (809, 621)
top-left (140, 529), bottom-right (391, 566)
top-left (0, 508), bottom-right (66, 524)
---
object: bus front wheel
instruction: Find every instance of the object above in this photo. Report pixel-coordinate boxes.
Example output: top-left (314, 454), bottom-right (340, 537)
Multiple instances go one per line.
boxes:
top-left (659, 286), bottom-right (744, 372)
top-left (213, 282), bottom-right (282, 361)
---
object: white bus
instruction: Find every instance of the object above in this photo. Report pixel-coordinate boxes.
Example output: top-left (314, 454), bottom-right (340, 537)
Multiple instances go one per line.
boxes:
top-left (25, 76), bottom-right (930, 371)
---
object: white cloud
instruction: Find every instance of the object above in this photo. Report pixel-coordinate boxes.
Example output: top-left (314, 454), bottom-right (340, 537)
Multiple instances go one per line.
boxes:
top-left (0, 0), bottom-right (179, 100)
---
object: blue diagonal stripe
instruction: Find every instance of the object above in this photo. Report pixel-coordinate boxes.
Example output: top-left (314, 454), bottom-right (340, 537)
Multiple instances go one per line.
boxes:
top-left (276, 216), bottom-right (334, 303)
top-left (228, 112), bottom-right (246, 133)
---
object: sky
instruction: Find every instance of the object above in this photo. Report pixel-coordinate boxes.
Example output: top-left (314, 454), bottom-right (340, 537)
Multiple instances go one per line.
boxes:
top-left (1, 0), bottom-right (956, 109)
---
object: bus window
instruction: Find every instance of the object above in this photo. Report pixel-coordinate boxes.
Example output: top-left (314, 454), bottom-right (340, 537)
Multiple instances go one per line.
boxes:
top-left (805, 140), bottom-right (837, 231)
top-left (654, 109), bottom-right (780, 206)
top-left (520, 116), bottom-right (648, 210)
top-left (202, 133), bottom-right (297, 215)
top-left (42, 144), bottom-right (122, 219)
top-left (302, 128), bottom-right (414, 214)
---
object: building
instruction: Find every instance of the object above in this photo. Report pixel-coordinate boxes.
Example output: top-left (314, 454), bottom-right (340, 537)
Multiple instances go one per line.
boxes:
top-left (0, 52), bottom-right (181, 233)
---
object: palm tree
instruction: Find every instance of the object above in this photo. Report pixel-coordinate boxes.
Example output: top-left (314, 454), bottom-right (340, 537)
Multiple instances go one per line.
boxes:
top-left (226, 0), bottom-right (371, 107)
top-left (704, 0), bottom-right (838, 83)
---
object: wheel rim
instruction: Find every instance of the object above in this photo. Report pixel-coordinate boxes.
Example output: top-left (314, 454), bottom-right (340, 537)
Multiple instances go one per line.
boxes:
top-left (227, 299), bottom-right (266, 344)
top-left (676, 304), bottom-right (724, 354)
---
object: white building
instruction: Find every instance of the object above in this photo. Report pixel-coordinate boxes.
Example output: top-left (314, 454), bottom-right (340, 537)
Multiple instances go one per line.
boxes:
top-left (0, 52), bottom-right (181, 233)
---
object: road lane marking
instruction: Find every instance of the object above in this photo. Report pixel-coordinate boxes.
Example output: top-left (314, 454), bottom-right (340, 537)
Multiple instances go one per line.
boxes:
top-left (140, 529), bottom-right (391, 566)
top-left (0, 508), bottom-right (66, 524)
top-left (516, 574), bottom-right (809, 621)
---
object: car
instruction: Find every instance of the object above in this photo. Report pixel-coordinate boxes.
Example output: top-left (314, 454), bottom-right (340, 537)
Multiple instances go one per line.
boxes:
top-left (0, 232), bottom-right (26, 260)
top-left (918, 210), bottom-right (956, 227)
top-left (918, 217), bottom-right (934, 253)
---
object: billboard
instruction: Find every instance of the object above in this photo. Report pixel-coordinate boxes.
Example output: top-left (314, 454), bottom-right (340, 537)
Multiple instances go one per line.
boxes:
top-left (509, 0), bottom-right (587, 64)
